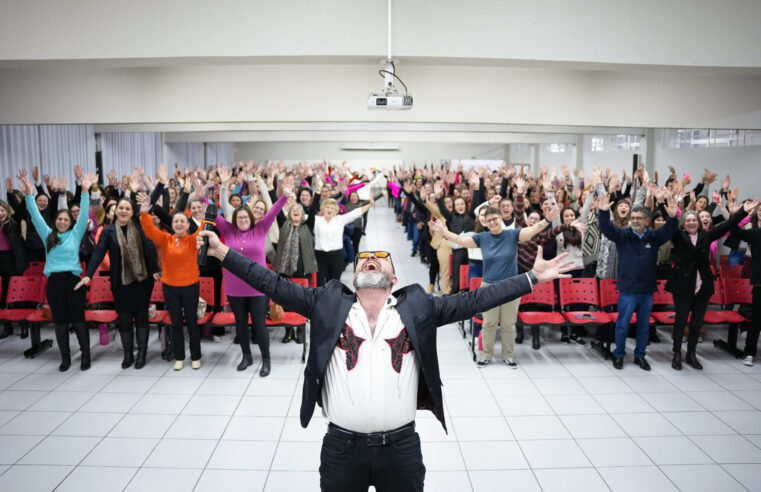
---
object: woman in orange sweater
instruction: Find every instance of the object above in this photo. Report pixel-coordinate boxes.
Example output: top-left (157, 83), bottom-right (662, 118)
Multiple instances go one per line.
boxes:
top-left (138, 194), bottom-right (202, 370)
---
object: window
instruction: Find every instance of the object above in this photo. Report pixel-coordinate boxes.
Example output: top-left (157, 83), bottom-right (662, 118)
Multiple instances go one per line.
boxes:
top-left (589, 135), bottom-right (641, 152)
top-left (666, 129), bottom-right (761, 148)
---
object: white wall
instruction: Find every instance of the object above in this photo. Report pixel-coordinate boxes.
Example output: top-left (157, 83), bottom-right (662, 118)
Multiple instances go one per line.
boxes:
top-left (3, 0), bottom-right (760, 69)
top-left (2, 64), bottom-right (760, 129)
top-left (653, 144), bottom-right (761, 200)
top-left (233, 141), bottom-right (506, 167)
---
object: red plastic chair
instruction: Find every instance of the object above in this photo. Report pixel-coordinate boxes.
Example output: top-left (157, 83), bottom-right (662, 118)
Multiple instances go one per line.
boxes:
top-left (558, 278), bottom-right (611, 326)
top-left (25, 279), bottom-right (50, 323)
top-left (148, 281), bottom-right (168, 325)
top-left (0, 275), bottom-right (45, 322)
top-left (720, 278), bottom-right (753, 324)
top-left (517, 281), bottom-right (565, 327)
top-left (85, 276), bottom-right (118, 324)
top-left (22, 262), bottom-right (45, 276)
top-left (459, 265), bottom-right (469, 293)
top-left (465, 277), bottom-right (484, 360)
top-left (720, 264), bottom-right (744, 279)
top-left (264, 277), bottom-right (310, 362)
top-left (650, 280), bottom-right (676, 325)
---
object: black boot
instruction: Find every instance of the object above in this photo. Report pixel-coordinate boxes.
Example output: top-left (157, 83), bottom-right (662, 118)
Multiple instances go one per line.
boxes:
top-left (55, 325), bottom-right (71, 372)
top-left (134, 325), bottom-right (149, 369)
top-left (672, 351), bottom-right (682, 370)
top-left (20, 324), bottom-right (28, 339)
top-left (237, 353), bottom-right (253, 371)
top-left (282, 327), bottom-right (294, 343)
top-left (120, 330), bottom-right (134, 369)
top-left (531, 326), bottom-right (541, 350)
top-left (74, 323), bottom-right (91, 371)
top-left (515, 326), bottom-right (524, 344)
top-left (0, 323), bottom-right (12, 339)
top-left (295, 326), bottom-right (305, 345)
top-left (160, 326), bottom-right (173, 361)
top-left (685, 350), bottom-right (703, 370)
top-left (260, 358), bottom-right (271, 377)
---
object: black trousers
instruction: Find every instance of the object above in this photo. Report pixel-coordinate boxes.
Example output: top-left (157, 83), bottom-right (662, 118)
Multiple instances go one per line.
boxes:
top-left (117, 308), bottom-right (149, 335)
top-left (672, 291), bottom-right (709, 354)
top-left (320, 425), bottom-right (425, 492)
top-left (47, 272), bottom-right (86, 325)
top-left (450, 248), bottom-right (469, 293)
top-left (350, 226), bottom-right (363, 260)
top-left (163, 282), bottom-right (201, 361)
top-left (228, 295), bottom-right (270, 358)
top-left (0, 251), bottom-right (14, 309)
top-left (315, 249), bottom-right (345, 286)
top-left (745, 285), bottom-right (761, 358)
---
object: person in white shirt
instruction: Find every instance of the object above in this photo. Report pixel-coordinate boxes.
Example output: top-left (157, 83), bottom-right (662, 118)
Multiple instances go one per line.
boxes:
top-left (196, 229), bottom-right (574, 492)
top-left (313, 196), bottom-right (374, 286)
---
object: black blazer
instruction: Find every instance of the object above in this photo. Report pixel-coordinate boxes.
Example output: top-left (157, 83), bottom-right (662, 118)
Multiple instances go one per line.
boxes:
top-left (666, 209), bottom-right (747, 297)
top-left (85, 215), bottom-right (160, 292)
top-left (221, 249), bottom-right (533, 432)
top-left (2, 217), bottom-right (28, 274)
top-left (731, 223), bottom-right (761, 286)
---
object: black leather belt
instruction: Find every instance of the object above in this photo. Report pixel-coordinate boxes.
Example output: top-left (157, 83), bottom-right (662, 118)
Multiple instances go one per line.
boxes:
top-left (327, 421), bottom-right (416, 446)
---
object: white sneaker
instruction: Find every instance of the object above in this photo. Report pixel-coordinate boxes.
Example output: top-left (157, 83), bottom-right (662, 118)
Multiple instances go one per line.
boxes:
top-left (743, 355), bottom-right (754, 367)
top-left (191, 360), bottom-right (201, 370)
top-left (503, 358), bottom-right (518, 369)
top-left (173, 360), bottom-right (184, 371)
top-left (476, 358), bottom-right (491, 367)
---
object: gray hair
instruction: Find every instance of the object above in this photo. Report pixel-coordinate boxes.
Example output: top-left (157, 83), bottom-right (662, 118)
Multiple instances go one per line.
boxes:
top-left (630, 205), bottom-right (651, 219)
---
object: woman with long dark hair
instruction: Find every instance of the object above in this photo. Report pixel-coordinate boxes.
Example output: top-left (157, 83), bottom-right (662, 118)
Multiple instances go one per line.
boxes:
top-left (77, 197), bottom-right (160, 369)
top-left (20, 172), bottom-right (96, 371)
top-left (667, 201), bottom-right (757, 370)
top-left (0, 193), bottom-right (28, 339)
top-left (215, 183), bottom-right (291, 375)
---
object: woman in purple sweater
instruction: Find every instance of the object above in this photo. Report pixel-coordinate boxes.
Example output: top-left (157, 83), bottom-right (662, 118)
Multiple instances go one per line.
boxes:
top-left (216, 186), bottom-right (293, 375)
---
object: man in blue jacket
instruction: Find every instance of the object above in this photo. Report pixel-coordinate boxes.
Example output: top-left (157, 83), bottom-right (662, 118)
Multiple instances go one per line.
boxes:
top-left (197, 229), bottom-right (573, 492)
top-left (598, 192), bottom-right (678, 371)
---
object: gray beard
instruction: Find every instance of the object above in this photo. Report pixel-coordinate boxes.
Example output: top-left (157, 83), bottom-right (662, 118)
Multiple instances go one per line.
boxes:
top-left (354, 271), bottom-right (392, 290)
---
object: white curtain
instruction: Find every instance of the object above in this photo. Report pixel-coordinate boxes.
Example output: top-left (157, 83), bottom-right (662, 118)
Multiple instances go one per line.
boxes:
top-left (205, 142), bottom-right (234, 168)
top-left (39, 125), bottom-right (96, 180)
top-left (166, 142), bottom-right (204, 170)
top-left (100, 132), bottom-right (161, 181)
top-left (0, 124), bottom-right (95, 185)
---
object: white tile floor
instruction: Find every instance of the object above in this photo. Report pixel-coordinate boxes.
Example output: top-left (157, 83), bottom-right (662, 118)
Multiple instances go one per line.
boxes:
top-left (0, 204), bottom-right (760, 491)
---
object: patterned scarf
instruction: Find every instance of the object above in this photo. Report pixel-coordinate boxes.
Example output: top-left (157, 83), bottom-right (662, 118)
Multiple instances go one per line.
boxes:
top-left (116, 221), bottom-right (148, 286)
top-left (276, 221), bottom-right (301, 276)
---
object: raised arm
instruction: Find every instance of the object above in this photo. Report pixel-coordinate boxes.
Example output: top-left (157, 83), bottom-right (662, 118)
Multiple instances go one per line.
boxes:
top-left (428, 218), bottom-right (477, 248)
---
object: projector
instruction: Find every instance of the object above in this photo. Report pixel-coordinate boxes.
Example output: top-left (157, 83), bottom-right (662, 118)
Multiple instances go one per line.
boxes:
top-left (368, 92), bottom-right (413, 110)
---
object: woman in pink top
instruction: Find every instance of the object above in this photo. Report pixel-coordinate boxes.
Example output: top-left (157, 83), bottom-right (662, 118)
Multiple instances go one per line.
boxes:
top-left (216, 185), bottom-right (293, 375)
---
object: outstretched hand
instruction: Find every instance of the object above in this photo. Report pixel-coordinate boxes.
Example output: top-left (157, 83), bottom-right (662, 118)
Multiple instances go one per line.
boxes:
top-left (531, 247), bottom-right (575, 283)
top-left (74, 276), bottom-right (91, 291)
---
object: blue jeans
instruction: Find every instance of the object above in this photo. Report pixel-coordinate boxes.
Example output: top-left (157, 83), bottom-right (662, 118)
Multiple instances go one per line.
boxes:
top-left (407, 221), bottom-right (420, 254)
top-left (613, 293), bottom-right (653, 359)
top-left (728, 250), bottom-right (746, 266)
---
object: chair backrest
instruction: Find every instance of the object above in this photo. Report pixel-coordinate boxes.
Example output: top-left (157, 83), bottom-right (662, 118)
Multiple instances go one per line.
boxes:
top-left (598, 279), bottom-right (619, 310)
top-left (558, 278), bottom-right (599, 308)
top-left (469, 277), bottom-right (482, 291)
top-left (310, 272), bottom-right (317, 288)
top-left (150, 280), bottom-right (165, 303)
top-left (459, 265), bottom-right (469, 292)
top-left (722, 277), bottom-right (753, 305)
top-left (23, 261), bottom-right (45, 276)
top-left (519, 280), bottom-right (556, 308)
top-left (707, 279), bottom-right (723, 306)
top-left (199, 277), bottom-right (215, 307)
top-left (87, 276), bottom-right (114, 304)
top-left (290, 277), bottom-right (309, 287)
top-left (720, 264), bottom-right (743, 279)
top-left (652, 279), bottom-right (674, 307)
top-left (5, 275), bottom-right (45, 304)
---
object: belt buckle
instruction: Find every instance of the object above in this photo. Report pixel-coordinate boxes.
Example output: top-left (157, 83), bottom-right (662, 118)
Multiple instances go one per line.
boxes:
top-left (366, 432), bottom-right (386, 446)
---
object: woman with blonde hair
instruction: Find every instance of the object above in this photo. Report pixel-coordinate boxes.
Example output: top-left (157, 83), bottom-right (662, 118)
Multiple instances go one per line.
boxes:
top-left (312, 187), bottom-right (374, 286)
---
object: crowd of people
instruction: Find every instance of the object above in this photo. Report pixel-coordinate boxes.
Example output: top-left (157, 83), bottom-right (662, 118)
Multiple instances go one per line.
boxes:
top-left (0, 160), bottom-right (759, 376)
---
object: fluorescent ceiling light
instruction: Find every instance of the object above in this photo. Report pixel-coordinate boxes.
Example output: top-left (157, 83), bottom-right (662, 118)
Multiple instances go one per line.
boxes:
top-left (341, 143), bottom-right (400, 151)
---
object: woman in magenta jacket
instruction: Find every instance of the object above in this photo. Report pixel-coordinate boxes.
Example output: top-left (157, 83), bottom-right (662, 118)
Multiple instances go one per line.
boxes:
top-left (216, 184), bottom-right (293, 375)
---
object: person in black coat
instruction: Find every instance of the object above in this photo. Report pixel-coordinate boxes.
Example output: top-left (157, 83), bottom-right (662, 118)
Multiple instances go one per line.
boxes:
top-left (0, 199), bottom-right (28, 338)
top-left (196, 228), bottom-right (574, 492)
top-left (666, 202), bottom-right (756, 370)
top-left (730, 201), bottom-right (761, 367)
top-left (77, 197), bottom-right (160, 369)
